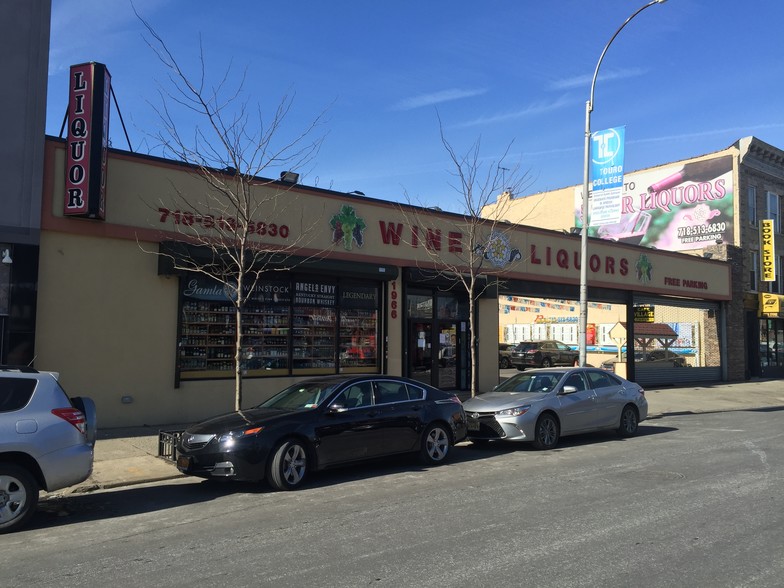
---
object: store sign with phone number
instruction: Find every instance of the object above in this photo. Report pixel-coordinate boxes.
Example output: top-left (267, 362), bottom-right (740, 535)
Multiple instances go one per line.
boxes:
top-left (158, 207), bottom-right (290, 238)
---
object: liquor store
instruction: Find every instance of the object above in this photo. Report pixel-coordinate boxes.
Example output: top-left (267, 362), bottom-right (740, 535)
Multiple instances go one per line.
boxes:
top-left (25, 135), bottom-right (732, 427)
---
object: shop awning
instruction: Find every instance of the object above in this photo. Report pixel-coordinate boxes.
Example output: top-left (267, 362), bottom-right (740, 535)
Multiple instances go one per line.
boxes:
top-left (157, 241), bottom-right (398, 281)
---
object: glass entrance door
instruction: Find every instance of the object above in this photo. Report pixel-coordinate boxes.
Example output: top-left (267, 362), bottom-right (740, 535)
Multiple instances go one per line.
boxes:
top-left (405, 287), bottom-right (469, 392)
top-left (436, 322), bottom-right (457, 389)
top-left (409, 321), bottom-right (433, 387)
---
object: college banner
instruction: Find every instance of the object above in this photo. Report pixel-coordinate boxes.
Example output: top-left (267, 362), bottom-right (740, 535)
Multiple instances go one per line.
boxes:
top-left (589, 126), bottom-right (625, 226)
top-left (575, 154), bottom-right (733, 251)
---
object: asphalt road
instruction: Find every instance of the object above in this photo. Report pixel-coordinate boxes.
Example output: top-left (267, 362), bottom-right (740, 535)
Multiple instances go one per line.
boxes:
top-left (2, 408), bottom-right (783, 588)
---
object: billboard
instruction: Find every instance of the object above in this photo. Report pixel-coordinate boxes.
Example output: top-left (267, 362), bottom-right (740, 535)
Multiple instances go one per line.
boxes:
top-left (575, 155), bottom-right (733, 252)
top-left (65, 62), bottom-right (111, 219)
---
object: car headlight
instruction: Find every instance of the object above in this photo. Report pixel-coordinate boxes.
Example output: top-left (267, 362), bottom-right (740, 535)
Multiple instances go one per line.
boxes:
top-left (218, 427), bottom-right (264, 446)
top-left (497, 405), bottom-right (530, 417)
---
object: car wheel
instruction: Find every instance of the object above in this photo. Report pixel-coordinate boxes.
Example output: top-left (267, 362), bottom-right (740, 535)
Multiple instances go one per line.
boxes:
top-left (541, 357), bottom-right (552, 368)
top-left (267, 439), bottom-right (308, 491)
top-left (532, 413), bottom-right (559, 450)
top-left (420, 423), bottom-right (451, 465)
top-left (617, 405), bottom-right (639, 437)
top-left (0, 464), bottom-right (39, 534)
top-left (500, 357), bottom-right (511, 369)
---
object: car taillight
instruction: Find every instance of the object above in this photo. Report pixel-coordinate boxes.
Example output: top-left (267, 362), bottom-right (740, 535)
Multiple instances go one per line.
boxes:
top-left (52, 407), bottom-right (86, 435)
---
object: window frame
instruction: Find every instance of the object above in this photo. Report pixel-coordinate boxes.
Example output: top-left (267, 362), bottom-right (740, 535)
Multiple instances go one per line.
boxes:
top-left (748, 185), bottom-right (757, 226)
top-left (750, 251), bottom-right (759, 292)
top-left (767, 191), bottom-right (780, 233)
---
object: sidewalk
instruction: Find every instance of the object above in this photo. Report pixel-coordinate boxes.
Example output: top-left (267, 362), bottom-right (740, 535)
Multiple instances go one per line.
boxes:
top-left (55, 379), bottom-right (784, 495)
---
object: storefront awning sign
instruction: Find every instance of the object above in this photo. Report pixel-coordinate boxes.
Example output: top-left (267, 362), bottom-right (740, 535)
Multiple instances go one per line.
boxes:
top-left (759, 293), bottom-right (784, 318)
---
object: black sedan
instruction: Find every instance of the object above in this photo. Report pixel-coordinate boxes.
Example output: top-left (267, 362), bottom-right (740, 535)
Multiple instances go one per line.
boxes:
top-left (176, 375), bottom-right (467, 490)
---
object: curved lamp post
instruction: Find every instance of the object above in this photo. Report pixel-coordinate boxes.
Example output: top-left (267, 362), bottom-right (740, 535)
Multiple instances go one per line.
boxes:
top-left (578, 0), bottom-right (667, 367)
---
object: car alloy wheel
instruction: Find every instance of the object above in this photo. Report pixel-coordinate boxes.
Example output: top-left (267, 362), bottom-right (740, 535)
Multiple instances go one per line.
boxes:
top-left (0, 464), bottom-right (39, 534)
top-left (421, 424), bottom-right (450, 465)
top-left (617, 405), bottom-right (639, 437)
top-left (267, 439), bottom-right (308, 491)
top-left (541, 357), bottom-right (552, 367)
top-left (533, 414), bottom-right (559, 450)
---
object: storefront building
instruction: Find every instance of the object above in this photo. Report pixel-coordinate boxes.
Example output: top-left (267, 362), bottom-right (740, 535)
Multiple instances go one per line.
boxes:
top-left (483, 136), bottom-right (784, 381)
top-left (20, 136), bottom-right (730, 427)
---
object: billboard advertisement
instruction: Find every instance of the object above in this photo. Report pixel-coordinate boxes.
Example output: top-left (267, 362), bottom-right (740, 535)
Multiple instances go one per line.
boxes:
top-left (575, 154), bottom-right (733, 252)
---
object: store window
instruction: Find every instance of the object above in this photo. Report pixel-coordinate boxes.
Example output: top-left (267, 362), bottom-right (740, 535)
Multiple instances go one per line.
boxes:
top-left (631, 297), bottom-right (721, 386)
top-left (759, 319), bottom-right (784, 371)
top-left (407, 294), bottom-right (433, 319)
top-left (177, 275), bottom-right (380, 381)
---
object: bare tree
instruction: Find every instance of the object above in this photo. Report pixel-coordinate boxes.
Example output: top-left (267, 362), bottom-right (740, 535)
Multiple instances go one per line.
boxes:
top-left (400, 119), bottom-right (535, 397)
top-left (136, 14), bottom-right (329, 410)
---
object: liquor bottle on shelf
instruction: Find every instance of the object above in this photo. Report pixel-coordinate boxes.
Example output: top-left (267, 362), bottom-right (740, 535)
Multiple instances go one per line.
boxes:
top-left (647, 156), bottom-right (731, 193)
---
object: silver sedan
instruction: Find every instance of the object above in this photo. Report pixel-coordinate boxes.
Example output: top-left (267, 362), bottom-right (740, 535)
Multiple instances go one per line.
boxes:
top-left (462, 367), bottom-right (648, 450)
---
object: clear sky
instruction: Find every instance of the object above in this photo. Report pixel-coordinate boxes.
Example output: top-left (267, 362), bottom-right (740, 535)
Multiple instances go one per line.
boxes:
top-left (47, 0), bottom-right (784, 212)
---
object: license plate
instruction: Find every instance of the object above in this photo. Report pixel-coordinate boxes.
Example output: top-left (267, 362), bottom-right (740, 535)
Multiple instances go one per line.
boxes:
top-left (177, 455), bottom-right (191, 471)
top-left (467, 419), bottom-right (480, 431)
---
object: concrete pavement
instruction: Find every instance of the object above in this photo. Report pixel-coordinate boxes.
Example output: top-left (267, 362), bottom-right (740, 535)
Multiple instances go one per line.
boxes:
top-left (51, 378), bottom-right (784, 496)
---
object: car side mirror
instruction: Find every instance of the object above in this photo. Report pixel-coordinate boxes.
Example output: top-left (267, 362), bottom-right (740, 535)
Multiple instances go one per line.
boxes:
top-left (327, 403), bottom-right (348, 413)
top-left (558, 385), bottom-right (578, 395)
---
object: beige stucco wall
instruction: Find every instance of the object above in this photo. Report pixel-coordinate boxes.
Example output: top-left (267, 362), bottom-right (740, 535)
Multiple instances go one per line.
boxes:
top-left (478, 296), bottom-right (501, 393)
top-left (385, 275), bottom-right (404, 375)
top-left (33, 231), bottom-right (452, 426)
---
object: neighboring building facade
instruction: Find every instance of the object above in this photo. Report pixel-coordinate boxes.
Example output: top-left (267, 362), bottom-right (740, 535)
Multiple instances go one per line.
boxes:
top-left (483, 137), bottom-right (784, 381)
top-left (0, 0), bottom-right (50, 367)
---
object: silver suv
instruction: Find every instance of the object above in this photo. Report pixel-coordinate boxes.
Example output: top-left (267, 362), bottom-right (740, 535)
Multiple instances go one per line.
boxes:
top-left (0, 367), bottom-right (97, 533)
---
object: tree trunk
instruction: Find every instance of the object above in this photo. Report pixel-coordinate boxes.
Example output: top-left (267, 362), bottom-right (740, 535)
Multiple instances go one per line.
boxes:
top-left (234, 268), bottom-right (243, 412)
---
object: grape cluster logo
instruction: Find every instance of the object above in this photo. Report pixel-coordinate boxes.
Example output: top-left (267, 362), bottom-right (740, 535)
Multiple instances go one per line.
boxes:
top-left (330, 205), bottom-right (367, 251)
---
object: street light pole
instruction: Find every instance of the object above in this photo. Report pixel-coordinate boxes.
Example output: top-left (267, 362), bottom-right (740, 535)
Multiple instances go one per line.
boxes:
top-left (578, 0), bottom-right (667, 367)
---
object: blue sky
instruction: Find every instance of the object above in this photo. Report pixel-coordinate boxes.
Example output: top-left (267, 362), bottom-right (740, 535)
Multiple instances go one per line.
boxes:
top-left (47, 0), bottom-right (784, 212)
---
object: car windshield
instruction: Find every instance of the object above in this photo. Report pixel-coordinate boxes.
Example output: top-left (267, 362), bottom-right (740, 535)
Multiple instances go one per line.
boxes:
top-left (258, 381), bottom-right (341, 410)
top-left (494, 371), bottom-right (566, 393)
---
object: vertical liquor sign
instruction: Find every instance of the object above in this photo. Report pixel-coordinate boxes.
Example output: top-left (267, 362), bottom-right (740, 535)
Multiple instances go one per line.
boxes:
top-left (65, 62), bottom-right (111, 219)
